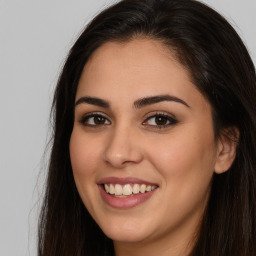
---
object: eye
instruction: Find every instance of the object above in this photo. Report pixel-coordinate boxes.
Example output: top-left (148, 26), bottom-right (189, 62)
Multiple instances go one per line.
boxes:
top-left (143, 113), bottom-right (177, 128)
top-left (79, 113), bottom-right (111, 126)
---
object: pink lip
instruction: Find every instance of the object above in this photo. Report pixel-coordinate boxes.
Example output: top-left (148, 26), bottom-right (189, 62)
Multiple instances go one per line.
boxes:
top-left (97, 177), bottom-right (158, 209)
top-left (97, 176), bottom-right (158, 186)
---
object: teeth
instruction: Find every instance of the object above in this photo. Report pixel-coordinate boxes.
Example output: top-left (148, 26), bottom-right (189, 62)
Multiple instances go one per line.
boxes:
top-left (123, 184), bottom-right (133, 196)
top-left (133, 184), bottom-right (140, 194)
top-left (140, 184), bottom-right (146, 193)
top-left (104, 183), bottom-right (157, 196)
top-left (146, 185), bottom-right (152, 192)
top-left (109, 184), bottom-right (115, 195)
top-left (104, 184), bottom-right (110, 193)
top-left (115, 184), bottom-right (123, 196)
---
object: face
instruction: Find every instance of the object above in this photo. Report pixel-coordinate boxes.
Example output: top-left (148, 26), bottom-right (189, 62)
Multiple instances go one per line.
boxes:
top-left (70, 39), bottom-right (221, 251)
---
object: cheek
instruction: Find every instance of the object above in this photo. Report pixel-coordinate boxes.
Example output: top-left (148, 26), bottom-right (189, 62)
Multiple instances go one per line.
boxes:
top-left (146, 129), bottom-right (216, 222)
top-left (145, 126), bottom-right (216, 187)
top-left (69, 129), bottom-right (103, 211)
top-left (69, 129), bottom-right (102, 177)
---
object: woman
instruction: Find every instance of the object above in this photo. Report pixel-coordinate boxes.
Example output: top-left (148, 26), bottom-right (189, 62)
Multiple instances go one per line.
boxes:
top-left (38, 0), bottom-right (256, 255)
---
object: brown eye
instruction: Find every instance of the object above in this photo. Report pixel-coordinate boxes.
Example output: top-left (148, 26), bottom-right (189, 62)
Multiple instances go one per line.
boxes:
top-left (155, 116), bottom-right (168, 126)
top-left (80, 114), bottom-right (111, 126)
top-left (143, 113), bottom-right (178, 129)
top-left (94, 116), bottom-right (106, 125)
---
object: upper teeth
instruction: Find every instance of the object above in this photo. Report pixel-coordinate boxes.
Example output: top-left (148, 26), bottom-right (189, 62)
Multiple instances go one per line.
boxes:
top-left (104, 184), bottom-right (157, 196)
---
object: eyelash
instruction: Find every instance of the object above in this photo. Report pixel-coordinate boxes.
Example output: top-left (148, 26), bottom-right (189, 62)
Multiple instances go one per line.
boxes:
top-left (79, 112), bottom-right (110, 127)
top-left (143, 112), bottom-right (178, 129)
top-left (79, 112), bottom-right (178, 129)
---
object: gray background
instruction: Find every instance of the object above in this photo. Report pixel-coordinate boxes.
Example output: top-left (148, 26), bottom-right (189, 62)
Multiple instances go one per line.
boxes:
top-left (0, 0), bottom-right (255, 255)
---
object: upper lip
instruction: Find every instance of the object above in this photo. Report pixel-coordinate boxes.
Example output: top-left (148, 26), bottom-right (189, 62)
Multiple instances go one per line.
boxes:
top-left (97, 176), bottom-right (158, 186)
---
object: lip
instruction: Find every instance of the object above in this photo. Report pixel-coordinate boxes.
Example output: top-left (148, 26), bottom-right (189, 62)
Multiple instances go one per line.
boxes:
top-left (97, 176), bottom-right (158, 186)
top-left (97, 177), bottom-right (158, 209)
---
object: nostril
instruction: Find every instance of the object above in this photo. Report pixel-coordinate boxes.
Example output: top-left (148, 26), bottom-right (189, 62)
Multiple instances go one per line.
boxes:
top-left (104, 147), bottom-right (143, 168)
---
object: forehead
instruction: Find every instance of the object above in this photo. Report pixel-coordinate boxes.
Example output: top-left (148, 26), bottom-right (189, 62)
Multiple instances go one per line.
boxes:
top-left (85, 38), bottom-right (176, 71)
top-left (76, 39), bottom-right (208, 111)
top-left (80, 39), bottom-right (183, 87)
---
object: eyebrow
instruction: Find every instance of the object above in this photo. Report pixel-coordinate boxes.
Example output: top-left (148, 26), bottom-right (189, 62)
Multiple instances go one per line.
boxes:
top-left (134, 95), bottom-right (190, 109)
top-left (75, 94), bottom-right (190, 109)
top-left (75, 96), bottom-right (110, 108)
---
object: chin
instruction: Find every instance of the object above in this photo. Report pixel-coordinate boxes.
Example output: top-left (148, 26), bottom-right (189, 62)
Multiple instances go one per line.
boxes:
top-left (106, 230), bottom-right (149, 243)
top-left (99, 220), bottom-right (153, 243)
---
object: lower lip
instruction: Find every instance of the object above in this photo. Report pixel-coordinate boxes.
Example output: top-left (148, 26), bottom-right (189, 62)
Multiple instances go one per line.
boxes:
top-left (98, 185), bottom-right (157, 209)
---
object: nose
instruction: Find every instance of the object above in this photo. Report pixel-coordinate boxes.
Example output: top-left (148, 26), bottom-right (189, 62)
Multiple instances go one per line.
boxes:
top-left (103, 125), bottom-right (143, 168)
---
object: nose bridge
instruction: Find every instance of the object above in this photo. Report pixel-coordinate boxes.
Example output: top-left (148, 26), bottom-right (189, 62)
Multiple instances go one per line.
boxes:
top-left (103, 121), bottom-right (143, 168)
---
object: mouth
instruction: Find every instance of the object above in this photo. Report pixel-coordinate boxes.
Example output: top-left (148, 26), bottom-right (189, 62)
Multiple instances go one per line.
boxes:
top-left (98, 177), bottom-right (159, 209)
top-left (103, 183), bottom-right (158, 197)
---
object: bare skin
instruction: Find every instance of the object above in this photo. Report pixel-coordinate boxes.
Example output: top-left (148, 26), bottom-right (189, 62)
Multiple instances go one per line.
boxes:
top-left (70, 39), bottom-right (237, 256)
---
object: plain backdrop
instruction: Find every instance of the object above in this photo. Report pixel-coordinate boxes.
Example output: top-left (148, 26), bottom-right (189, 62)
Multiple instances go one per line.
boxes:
top-left (0, 0), bottom-right (255, 255)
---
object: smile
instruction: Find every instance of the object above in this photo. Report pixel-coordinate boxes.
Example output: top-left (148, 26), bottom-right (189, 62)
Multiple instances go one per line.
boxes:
top-left (104, 183), bottom-right (158, 197)
top-left (98, 177), bottom-right (159, 209)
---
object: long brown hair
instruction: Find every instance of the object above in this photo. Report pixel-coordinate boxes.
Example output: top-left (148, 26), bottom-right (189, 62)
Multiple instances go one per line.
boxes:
top-left (38, 0), bottom-right (256, 255)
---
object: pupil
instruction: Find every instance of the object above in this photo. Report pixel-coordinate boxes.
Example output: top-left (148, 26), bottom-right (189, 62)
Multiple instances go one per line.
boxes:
top-left (94, 116), bottom-right (105, 124)
top-left (156, 116), bottom-right (167, 125)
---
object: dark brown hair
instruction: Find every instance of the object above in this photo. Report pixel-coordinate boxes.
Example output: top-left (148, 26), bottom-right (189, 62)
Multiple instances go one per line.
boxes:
top-left (38, 0), bottom-right (256, 255)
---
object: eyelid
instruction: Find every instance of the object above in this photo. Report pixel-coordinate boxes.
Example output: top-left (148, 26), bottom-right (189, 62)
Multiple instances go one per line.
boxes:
top-left (78, 111), bottom-right (177, 129)
top-left (143, 111), bottom-right (177, 120)
top-left (142, 111), bottom-right (178, 128)
top-left (79, 111), bottom-right (111, 126)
